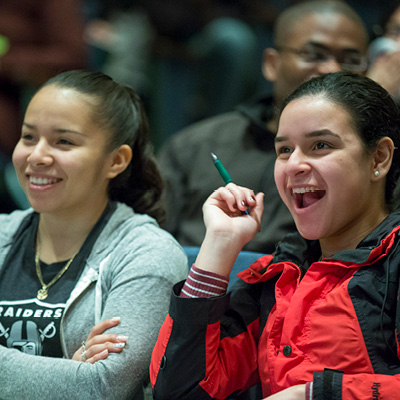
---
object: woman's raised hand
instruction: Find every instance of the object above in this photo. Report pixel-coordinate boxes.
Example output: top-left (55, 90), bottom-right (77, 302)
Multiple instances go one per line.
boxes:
top-left (72, 317), bottom-right (128, 364)
top-left (195, 184), bottom-right (264, 277)
top-left (203, 183), bottom-right (264, 246)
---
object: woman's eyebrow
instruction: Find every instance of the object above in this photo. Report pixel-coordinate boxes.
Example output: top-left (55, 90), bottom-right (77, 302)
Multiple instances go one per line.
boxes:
top-left (54, 128), bottom-right (85, 136)
top-left (275, 129), bottom-right (341, 143)
top-left (305, 129), bottom-right (341, 139)
top-left (22, 122), bottom-right (84, 136)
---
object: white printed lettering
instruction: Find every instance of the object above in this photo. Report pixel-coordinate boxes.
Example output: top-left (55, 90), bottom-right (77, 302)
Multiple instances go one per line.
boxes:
top-left (22, 309), bottom-right (33, 317)
top-left (4, 307), bottom-right (14, 317)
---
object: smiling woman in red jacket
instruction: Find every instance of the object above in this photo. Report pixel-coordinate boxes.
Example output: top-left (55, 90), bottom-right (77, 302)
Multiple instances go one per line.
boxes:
top-left (150, 71), bottom-right (400, 400)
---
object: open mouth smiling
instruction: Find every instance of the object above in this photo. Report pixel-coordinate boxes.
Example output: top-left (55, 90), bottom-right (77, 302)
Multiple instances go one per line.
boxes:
top-left (292, 187), bottom-right (326, 209)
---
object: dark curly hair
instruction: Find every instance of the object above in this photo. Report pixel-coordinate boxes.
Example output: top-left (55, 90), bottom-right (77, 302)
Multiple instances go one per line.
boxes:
top-left (40, 69), bottom-right (165, 224)
top-left (281, 71), bottom-right (400, 211)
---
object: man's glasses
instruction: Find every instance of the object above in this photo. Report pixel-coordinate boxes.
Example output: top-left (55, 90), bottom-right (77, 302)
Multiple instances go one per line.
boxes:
top-left (276, 46), bottom-right (368, 72)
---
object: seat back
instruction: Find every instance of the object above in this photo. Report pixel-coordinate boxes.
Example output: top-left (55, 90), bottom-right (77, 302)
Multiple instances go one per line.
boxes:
top-left (182, 246), bottom-right (264, 290)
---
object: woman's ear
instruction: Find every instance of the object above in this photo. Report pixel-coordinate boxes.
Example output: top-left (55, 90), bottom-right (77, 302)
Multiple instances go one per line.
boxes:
top-left (262, 48), bottom-right (281, 83)
top-left (107, 144), bottom-right (133, 179)
top-left (372, 137), bottom-right (394, 180)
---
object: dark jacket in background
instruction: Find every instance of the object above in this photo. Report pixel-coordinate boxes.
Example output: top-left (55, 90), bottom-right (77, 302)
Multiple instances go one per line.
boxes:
top-left (158, 96), bottom-right (296, 254)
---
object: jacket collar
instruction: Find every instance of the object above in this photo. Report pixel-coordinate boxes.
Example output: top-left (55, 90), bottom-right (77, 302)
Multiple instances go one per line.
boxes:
top-left (275, 211), bottom-right (400, 266)
top-left (241, 211), bottom-right (400, 284)
top-left (236, 96), bottom-right (277, 151)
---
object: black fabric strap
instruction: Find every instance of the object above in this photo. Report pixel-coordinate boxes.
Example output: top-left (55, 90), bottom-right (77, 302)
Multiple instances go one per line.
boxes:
top-left (313, 369), bottom-right (344, 400)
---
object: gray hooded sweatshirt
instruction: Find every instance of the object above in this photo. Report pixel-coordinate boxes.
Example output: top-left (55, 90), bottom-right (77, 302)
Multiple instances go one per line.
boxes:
top-left (0, 202), bottom-right (188, 399)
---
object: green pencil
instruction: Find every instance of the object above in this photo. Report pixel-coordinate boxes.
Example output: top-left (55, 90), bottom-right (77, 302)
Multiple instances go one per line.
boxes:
top-left (211, 152), bottom-right (232, 184)
top-left (210, 152), bottom-right (249, 214)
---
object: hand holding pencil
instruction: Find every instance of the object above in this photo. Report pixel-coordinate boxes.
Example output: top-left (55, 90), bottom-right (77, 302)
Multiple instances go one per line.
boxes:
top-left (197, 160), bottom-right (264, 274)
top-left (206, 152), bottom-right (263, 236)
top-left (211, 152), bottom-right (249, 214)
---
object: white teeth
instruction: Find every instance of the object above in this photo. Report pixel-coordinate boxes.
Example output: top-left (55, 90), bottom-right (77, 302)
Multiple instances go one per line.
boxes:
top-left (292, 187), bottom-right (320, 194)
top-left (30, 177), bottom-right (58, 185)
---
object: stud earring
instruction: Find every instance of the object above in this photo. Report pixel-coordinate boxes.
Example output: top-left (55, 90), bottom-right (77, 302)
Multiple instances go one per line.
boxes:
top-left (374, 170), bottom-right (380, 176)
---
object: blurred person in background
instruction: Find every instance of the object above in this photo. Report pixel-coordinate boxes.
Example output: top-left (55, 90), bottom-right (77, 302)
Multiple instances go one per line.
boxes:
top-left (84, 0), bottom-right (262, 147)
top-left (367, 1), bottom-right (400, 103)
top-left (0, 0), bottom-right (87, 158)
top-left (83, 0), bottom-right (155, 106)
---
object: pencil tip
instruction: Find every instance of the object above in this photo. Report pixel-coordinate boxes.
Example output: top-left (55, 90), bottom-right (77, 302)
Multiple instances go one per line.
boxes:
top-left (211, 152), bottom-right (217, 161)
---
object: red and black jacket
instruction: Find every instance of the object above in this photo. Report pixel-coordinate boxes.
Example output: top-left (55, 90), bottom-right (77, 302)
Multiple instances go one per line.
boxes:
top-left (151, 211), bottom-right (400, 399)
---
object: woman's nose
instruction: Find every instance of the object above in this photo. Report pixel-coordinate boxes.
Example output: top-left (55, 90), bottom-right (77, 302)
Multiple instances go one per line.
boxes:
top-left (286, 149), bottom-right (311, 176)
top-left (27, 140), bottom-right (53, 166)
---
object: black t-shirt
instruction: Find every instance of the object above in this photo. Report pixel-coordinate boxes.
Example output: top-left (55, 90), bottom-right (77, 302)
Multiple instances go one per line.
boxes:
top-left (0, 202), bottom-right (116, 357)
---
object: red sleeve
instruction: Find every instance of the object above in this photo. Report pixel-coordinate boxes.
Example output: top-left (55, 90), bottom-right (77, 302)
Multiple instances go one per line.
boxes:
top-left (151, 280), bottom-right (262, 399)
top-left (342, 373), bottom-right (400, 399)
top-left (311, 369), bottom-right (400, 399)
